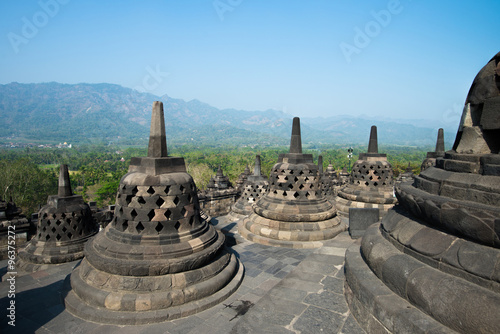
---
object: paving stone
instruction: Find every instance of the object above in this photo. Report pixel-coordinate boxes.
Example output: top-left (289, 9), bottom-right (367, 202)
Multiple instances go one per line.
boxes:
top-left (340, 314), bottom-right (366, 334)
top-left (304, 290), bottom-right (349, 314)
top-left (292, 305), bottom-right (344, 334)
top-left (321, 276), bottom-right (345, 294)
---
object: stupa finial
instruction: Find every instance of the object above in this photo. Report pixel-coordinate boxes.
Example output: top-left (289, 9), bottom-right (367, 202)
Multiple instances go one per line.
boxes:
top-left (289, 117), bottom-right (302, 154)
top-left (58, 164), bottom-right (73, 197)
top-left (436, 128), bottom-right (445, 155)
top-left (148, 101), bottom-right (168, 158)
top-left (254, 155), bottom-right (261, 176)
top-left (367, 125), bottom-right (378, 154)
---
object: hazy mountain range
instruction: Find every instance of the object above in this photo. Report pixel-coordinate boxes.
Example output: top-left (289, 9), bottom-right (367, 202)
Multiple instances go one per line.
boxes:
top-left (0, 82), bottom-right (457, 148)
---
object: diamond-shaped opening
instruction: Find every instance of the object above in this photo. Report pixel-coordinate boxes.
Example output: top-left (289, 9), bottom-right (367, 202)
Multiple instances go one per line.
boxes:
top-left (187, 194), bottom-right (192, 203)
top-left (136, 222), bottom-right (145, 233)
top-left (132, 186), bottom-right (138, 195)
top-left (365, 181), bottom-right (370, 186)
top-left (155, 222), bottom-right (163, 233)
top-left (42, 226), bottom-right (47, 232)
top-left (47, 220), bottom-right (51, 226)
top-left (181, 207), bottom-right (187, 217)
top-left (67, 232), bottom-right (73, 239)
top-left (60, 213), bottom-right (66, 218)
top-left (273, 190), bottom-right (278, 194)
top-left (79, 229), bottom-right (83, 236)
top-left (289, 170), bottom-right (294, 174)
top-left (310, 184), bottom-right (314, 189)
top-left (280, 169), bottom-right (285, 173)
top-left (56, 234), bottom-right (62, 241)
top-left (179, 184), bottom-right (185, 192)
top-left (165, 209), bottom-right (172, 219)
top-left (66, 218), bottom-right (72, 223)
top-left (304, 177), bottom-right (309, 181)
top-left (373, 182), bottom-right (379, 186)
top-left (130, 209), bottom-right (138, 220)
top-left (299, 171), bottom-right (304, 175)
top-left (174, 221), bottom-right (181, 230)
top-left (293, 192), bottom-right (299, 198)
top-left (299, 184), bottom-right (304, 190)
top-left (369, 176), bottom-right (373, 180)
top-left (284, 176), bottom-right (288, 181)
top-left (38, 233), bottom-right (42, 238)
top-left (294, 176), bottom-right (299, 182)
top-left (370, 165), bottom-right (374, 169)
top-left (126, 195), bottom-right (133, 204)
top-left (165, 185), bottom-right (171, 194)
top-left (62, 226), bottom-right (67, 233)
top-left (45, 235), bottom-right (50, 241)
top-left (305, 192), bottom-right (310, 198)
top-left (189, 216), bottom-right (195, 225)
top-left (156, 197), bottom-right (165, 207)
top-left (55, 220), bottom-right (62, 226)
top-left (42, 213), bottom-right (48, 219)
top-left (138, 196), bottom-right (146, 204)
top-left (283, 191), bottom-right (287, 197)
top-left (51, 227), bottom-right (57, 233)
top-left (122, 220), bottom-right (129, 231)
top-left (173, 196), bottom-right (180, 205)
top-left (147, 210), bottom-right (155, 220)
top-left (373, 170), bottom-right (378, 175)
top-left (288, 183), bottom-right (294, 189)
top-left (309, 170), bottom-right (313, 175)
top-left (147, 186), bottom-right (155, 195)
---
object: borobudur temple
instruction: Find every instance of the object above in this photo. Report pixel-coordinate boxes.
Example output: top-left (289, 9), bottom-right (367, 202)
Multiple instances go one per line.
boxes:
top-left (336, 126), bottom-right (397, 219)
top-left (344, 52), bottom-right (500, 333)
top-left (64, 101), bottom-right (243, 325)
top-left (238, 117), bottom-right (346, 248)
top-left (17, 164), bottom-right (97, 273)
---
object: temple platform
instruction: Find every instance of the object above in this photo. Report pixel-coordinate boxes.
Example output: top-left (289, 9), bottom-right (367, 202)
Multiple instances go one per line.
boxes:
top-left (0, 215), bottom-right (364, 334)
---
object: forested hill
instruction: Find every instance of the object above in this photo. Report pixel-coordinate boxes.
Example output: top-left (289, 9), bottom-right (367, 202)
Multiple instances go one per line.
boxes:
top-left (0, 82), bottom-right (455, 147)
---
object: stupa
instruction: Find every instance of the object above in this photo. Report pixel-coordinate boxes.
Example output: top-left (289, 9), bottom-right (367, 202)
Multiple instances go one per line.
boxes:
top-left (344, 52), bottom-right (500, 333)
top-left (235, 165), bottom-right (252, 193)
top-left (421, 128), bottom-right (445, 171)
top-left (0, 198), bottom-right (30, 260)
top-left (230, 155), bottom-right (269, 217)
top-left (318, 156), bottom-right (336, 200)
top-left (239, 117), bottom-right (346, 248)
top-left (17, 165), bottom-right (97, 272)
top-left (198, 166), bottom-right (239, 217)
top-left (336, 126), bottom-right (397, 218)
top-left (64, 102), bottom-right (243, 325)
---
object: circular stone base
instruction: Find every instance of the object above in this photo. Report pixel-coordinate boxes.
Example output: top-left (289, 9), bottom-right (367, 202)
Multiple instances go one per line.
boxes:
top-left (335, 196), bottom-right (395, 218)
top-left (238, 214), bottom-right (347, 249)
top-left (16, 234), bottom-right (95, 273)
top-left (63, 251), bottom-right (244, 325)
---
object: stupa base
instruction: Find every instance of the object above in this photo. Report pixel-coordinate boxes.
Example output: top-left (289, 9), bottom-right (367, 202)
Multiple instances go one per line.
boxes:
top-left (238, 214), bottom-right (346, 248)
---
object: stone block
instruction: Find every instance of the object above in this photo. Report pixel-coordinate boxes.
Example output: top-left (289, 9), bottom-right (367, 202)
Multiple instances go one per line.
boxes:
top-left (480, 96), bottom-right (500, 130)
top-left (349, 208), bottom-right (379, 238)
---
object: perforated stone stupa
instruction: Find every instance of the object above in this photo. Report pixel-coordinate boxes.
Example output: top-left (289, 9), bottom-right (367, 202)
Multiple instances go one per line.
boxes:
top-left (198, 166), bottom-right (239, 217)
top-left (238, 117), bottom-right (346, 248)
top-left (0, 198), bottom-right (30, 260)
top-left (344, 52), bottom-right (500, 333)
top-left (235, 165), bottom-right (252, 193)
top-left (17, 165), bottom-right (97, 272)
top-left (336, 126), bottom-right (397, 218)
top-left (421, 128), bottom-right (445, 171)
top-left (231, 155), bottom-right (269, 217)
top-left (64, 101), bottom-right (243, 325)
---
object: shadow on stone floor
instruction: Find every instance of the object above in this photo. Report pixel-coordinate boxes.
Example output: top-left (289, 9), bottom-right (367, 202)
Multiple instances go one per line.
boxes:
top-left (1, 279), bottom-right (66, 334)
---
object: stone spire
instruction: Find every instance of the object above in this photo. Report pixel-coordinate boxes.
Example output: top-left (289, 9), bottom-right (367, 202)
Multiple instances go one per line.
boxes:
top-left (318, 155), bottom-right (324, 175)
top-left (367, 125), bottom-right (378, 154)
top-left (253, 155), bottom-right (262, 176)
top-left (289, 117), bottom-right (302, 154)
top-left (147, 101), bottom-right (167, 158)
top-left (58, 164), bottom-right (73, 198)
top-left (435, 128), bottom-right (445, 155)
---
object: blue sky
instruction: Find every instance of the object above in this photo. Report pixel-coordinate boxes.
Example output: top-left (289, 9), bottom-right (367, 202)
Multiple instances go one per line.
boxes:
top-left (1, 0), bottom-right (499, 128)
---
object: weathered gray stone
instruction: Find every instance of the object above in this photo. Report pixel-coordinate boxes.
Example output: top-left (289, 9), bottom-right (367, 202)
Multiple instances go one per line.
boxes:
top-left (349, 208), bottom-right (380, 238)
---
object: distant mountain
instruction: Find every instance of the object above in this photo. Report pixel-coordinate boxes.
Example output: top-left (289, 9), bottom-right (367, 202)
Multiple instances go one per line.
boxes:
top-left (0, 82), bottom-right (456, 148)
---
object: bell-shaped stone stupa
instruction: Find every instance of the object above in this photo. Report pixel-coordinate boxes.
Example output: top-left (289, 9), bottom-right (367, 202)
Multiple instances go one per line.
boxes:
top-left (231, 155), bottom-right (269, 217)
top-left (64, 102), bottom-right (243, 325)
top-left (239, 117), bottom-right (346, 248)
top-left (421, 128), bottom-right (446, 171)
top-left (344, 52), bottom-right (500, 334)
top-left (17, 165), bottom-right (97, 272)
top-left (336, 126), bottom-right (397, 219)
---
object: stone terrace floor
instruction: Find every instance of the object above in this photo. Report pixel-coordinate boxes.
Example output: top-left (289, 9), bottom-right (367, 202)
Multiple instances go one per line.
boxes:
top-left (0, 215), bottom-right (364, 334)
